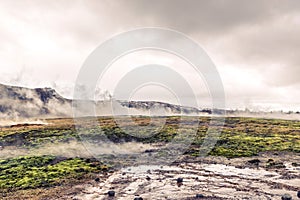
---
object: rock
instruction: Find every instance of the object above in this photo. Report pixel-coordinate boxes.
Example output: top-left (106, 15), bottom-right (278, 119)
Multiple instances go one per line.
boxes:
top-left (134, 197), bottom-right (143, 200)
top-left (107, 191), bottom-right (115, 197)
top-left (177, 177), bottom-right (183, 183)
top-left (144, 149), bottom-right (154, 153)
top-left (176, 177), bottom-right (183, 187)
top-left (75, 168), bottom-right (85, 173)
top-left (292, 162), bottom-right (300, 167)
top-left (195, 194), bottom-right (204, 198)
top-left (297, 191), bottom-right (300, 198)
top-left (146, 176), bottom-right (151, 181)
top-left (280, 172), bottom-right (297, 180)
top-left (281, 194), bottom-right (292, 200)
top-left (248, 159), bottom-right (260, 165)
top-left (94, 177), bottom-right (100, 182)
top-left (267, 161), bottom-right (285, 169)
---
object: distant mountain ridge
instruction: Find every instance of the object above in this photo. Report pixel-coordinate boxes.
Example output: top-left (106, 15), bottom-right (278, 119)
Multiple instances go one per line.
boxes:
top-left (0, 83), bottom-right (207, 120)
top-left (0, 83), bottom-right (298, 121)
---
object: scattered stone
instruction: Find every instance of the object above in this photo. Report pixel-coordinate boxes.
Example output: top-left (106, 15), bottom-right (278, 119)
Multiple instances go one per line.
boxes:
top-left (145, 149), bottom-right (154, 153)
top-left (267, 161), bottom-right (285, 169)
top-left (297, 191), bottom-right (300, 198)
top-left (280, 172), bottom-right (298, 180)
top-left (196, 194), bottom-right (204, 198)
top-left (146, 176), bottom-right (151, 181)
top-left (270, 183), bottom-right (283, 189)
top-left (134, 197), bottom-right (143, 200)
top-left (176, 177), bottom-right (183, 187)
top-left (281, 193), bottom-right (292, 200)
top-left (94, 177), bottom-right (100, 182)
top-left (107, 191), bottom-right (115, 197)
top-left (248, 159), bottom-right (260, 164)
top-left (177, 177), bottom-right (183, 183)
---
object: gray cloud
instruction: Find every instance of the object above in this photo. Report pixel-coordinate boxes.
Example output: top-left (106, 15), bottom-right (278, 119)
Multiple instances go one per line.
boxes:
top-left (108, 0), bottom-right (299, 34)
top-left (0, 0), bottom-right (299, 111)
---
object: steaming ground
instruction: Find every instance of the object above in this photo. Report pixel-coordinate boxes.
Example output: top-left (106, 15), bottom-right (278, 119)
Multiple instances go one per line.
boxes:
top-left (0, 120), bottom-right (48, 127)
top-left (1, 139), bottom-right (299, 199)
top-left (71, 153), bottom-right (300, 200)
top-left (0, 140), bottom-right (154, 159)
top-left (225, 112), bottom-right (300, 121)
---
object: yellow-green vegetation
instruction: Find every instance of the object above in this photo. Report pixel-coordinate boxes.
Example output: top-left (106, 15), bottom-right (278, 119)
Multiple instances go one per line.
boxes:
top-left (0, 155), bottom-right (109, 190)
top-left (0, 117), bottom-right (299, 158)
top-left (86, 116), bottom-right (300, 158)
top-left (207, 117), bottom-right (300, 157)
top-left (0, 128), bottom-right (79, 148)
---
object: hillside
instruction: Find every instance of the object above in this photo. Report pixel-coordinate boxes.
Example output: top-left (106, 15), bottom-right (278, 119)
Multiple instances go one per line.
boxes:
top-left (0, 84), bottom-right (72, 119)
top-left (0, 84), bottom-right (205, 120)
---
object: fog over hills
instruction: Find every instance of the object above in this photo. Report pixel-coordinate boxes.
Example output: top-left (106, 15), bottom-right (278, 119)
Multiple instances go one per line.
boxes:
top-left (0, 83), bottom-right (207, 120)
top-left (0, 83), bottom-right (72, 119)
top-left (0, 83), bottom-right (298, 122)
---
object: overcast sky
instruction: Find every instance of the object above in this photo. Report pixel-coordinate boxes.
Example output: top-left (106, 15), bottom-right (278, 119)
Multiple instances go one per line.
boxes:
top-left (0, 0), bottom-right (299, 111)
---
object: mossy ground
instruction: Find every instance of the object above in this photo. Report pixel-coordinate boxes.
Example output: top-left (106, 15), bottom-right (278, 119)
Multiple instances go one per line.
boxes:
top-left (0, 155), bottom-right (109, 192)
top-left (0, 117), bottom-right (299, 158)
top-left (76, 116), bottom-right (300, 158)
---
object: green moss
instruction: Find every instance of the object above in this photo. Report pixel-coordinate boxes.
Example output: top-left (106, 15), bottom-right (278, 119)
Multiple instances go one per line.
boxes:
top-left (206, 117), bottom-right (300, 157)
top-left (0, 156), bottom-right (109, 190)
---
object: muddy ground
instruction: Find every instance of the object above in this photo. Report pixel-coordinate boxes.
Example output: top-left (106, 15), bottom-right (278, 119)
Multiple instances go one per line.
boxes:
top-left (67, 152), bottom-right (300, 200)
